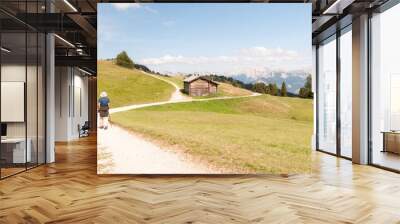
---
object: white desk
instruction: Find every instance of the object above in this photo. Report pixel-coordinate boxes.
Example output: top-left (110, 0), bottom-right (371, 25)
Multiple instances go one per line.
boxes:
top-left (1, 138), bottom-right (31, 163)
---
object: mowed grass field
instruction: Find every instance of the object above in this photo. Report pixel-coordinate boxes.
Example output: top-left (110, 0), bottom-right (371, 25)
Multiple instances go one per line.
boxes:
top-left (98, 60), bottom-right (175, 108)
top-left (193, 82), bottom-right (254, 99)
top-left (162, 75), bottom-right (184, 89)
top-left (216, 82), bottom-right (254, 97)
top-left (111, 95), bottom-right (313, 174)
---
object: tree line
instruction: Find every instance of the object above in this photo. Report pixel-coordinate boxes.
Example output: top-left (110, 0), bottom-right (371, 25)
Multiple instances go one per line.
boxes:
top-left (252, 82), bottom-right (287, 97)
top-left (252, 77), bottom-right (312, 98)
top-left (204, 74), bottom-right (312, 98)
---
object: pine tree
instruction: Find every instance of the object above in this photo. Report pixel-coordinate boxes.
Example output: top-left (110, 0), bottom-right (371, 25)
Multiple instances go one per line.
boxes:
top-left (305, 75), bottom-right (312, 89)
top-left (281, 81), bottom-right (287, 97)
top-left (268, 83), bottom-right (279, 96)
top-left (116, 51), bottom-right (134, 68)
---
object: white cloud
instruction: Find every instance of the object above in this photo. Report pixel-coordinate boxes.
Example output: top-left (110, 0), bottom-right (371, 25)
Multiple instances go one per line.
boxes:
top-left (141, 55), bottom-right (239, 65)
top-left (143, 6), bottom-right (158, 14)
top-left (138, 46), bottom-right (311, 75)
top-left (113, 3), bottom-right (141, 11)
top-left (239, 47), bottom-right (299, 60)
top-left (112, 3), bottom-right (158, 14)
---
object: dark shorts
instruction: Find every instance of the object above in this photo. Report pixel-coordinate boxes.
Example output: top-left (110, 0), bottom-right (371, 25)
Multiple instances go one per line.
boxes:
top-left (99, 106), bottom-right (109, 117)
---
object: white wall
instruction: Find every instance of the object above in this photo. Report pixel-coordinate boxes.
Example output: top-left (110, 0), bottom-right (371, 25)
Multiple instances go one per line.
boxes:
top-left (1, 63), bottom-right (46, 164)
top-left (55, 67), bottom-right (89, 141)
top-left (1, 65), bottom-right (29, 138)
top-left (71, 72), bottom-right (89, 138)
top-left (55, 66), bottom-right (70, 141)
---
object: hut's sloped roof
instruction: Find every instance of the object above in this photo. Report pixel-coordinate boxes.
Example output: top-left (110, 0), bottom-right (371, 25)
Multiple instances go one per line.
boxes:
top-left (183, 75), bottom-right (219, 85)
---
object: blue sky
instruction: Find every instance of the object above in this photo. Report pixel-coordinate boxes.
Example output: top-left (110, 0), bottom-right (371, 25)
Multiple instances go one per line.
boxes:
top-left (98, 3), bottom-right (311, 76)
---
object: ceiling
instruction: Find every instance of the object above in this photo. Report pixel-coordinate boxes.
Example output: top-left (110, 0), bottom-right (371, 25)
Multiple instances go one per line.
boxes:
top-left (311, 0), bottom-right (391, 43)
top-left (1, 0), bottom-right (396, 74)
top-left (0, 0), bottom-right (97, 74)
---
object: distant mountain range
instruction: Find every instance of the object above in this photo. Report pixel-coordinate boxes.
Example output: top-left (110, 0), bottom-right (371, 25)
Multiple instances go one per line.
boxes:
top-left (231, 72), bottom-right (309, 94)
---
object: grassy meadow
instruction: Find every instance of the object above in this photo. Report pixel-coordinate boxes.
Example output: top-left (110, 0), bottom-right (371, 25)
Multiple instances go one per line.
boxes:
top-left (111, 95), bottom-right (313, 174)
top-left (98, 60), bottom-right (175, 108)
top-left (218, 82), bottom-right (254, 97)
top-left (193, 82), bottom-right (254, 99)
top-left (162, 75), bottom-right (184, 89)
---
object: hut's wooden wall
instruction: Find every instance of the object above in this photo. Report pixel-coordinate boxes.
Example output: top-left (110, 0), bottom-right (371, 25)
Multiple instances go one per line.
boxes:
top-left (187, 79), bottom-right (217, 96)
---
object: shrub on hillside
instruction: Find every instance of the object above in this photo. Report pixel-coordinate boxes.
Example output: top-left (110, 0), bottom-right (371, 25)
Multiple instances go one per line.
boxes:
top-left (252, 82), bottom-right (268, 94)
top-left (134, 63), bottom-right (152, 73)
top-left (116, 51), bottom-right (134, 68)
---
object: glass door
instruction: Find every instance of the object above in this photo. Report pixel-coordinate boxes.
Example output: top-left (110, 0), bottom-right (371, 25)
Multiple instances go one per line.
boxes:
top-left (370, 3), bottom-right (400, 171)
top-left (339, 27), bottom-right (352, 158)
top-left (1, 30), bottom-right (28, 178)
top-left (317, 35), bottom-right (337, 154)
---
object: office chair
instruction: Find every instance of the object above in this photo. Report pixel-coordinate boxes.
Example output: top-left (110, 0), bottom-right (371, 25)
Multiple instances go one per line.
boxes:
top-left (79, 121), bottom-right (90, 138)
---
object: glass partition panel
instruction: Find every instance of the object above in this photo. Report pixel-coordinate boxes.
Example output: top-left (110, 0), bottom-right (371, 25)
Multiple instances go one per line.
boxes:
top-left (0, 44), bottom-right (1, 178)
top-left (339, 28), bottom-right (352, 158)
top-left (1, 31), bottom-right (27, 178)
top-left (317, 36), bottom-right (337, 154)
top-left (27, 31), bottom-right (38, 169)
top-left (0, 1), bottom-right (46, 179)
top-left (38, 33), bottom-right (45, 165)
top-left (371, 4), bottom-right (400, 171)
top-left (0, 33), bottom-right (3, 178)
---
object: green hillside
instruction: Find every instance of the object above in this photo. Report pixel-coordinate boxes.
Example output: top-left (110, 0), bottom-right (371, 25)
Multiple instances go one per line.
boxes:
top-left (112, 95), bottom-right (313, 174)
top-left (162, 75), bottom-right (184, 89)
top-left (98, 60), bottom-right (175, 108)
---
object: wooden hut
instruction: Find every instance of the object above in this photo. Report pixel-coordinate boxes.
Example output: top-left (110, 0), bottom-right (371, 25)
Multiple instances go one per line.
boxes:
top-left (183, 76), bottom-right (219, 96)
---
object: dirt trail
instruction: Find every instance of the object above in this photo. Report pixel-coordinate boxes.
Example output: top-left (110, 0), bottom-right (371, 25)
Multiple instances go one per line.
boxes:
top-left (97, 124), bottom-right (218, 174)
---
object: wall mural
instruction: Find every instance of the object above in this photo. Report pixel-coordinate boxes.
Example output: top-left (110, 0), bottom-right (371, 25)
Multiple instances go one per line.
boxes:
top-left (97, 3), bottom-right (313, 174)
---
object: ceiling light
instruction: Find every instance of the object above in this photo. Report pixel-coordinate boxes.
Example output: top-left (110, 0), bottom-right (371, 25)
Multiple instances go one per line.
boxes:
top-left (54, 34), bottom-right (75, 48)
top-left (323, 0), bottom-right (355, 15)
top-left (76, 48), bottom-right (85, 55)
top-left (63, 0), bottom-right (78, 12)
top-left (1, 47), bottom-right (11, 53)
top-left (78, 67), bottom-right (93, 76)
